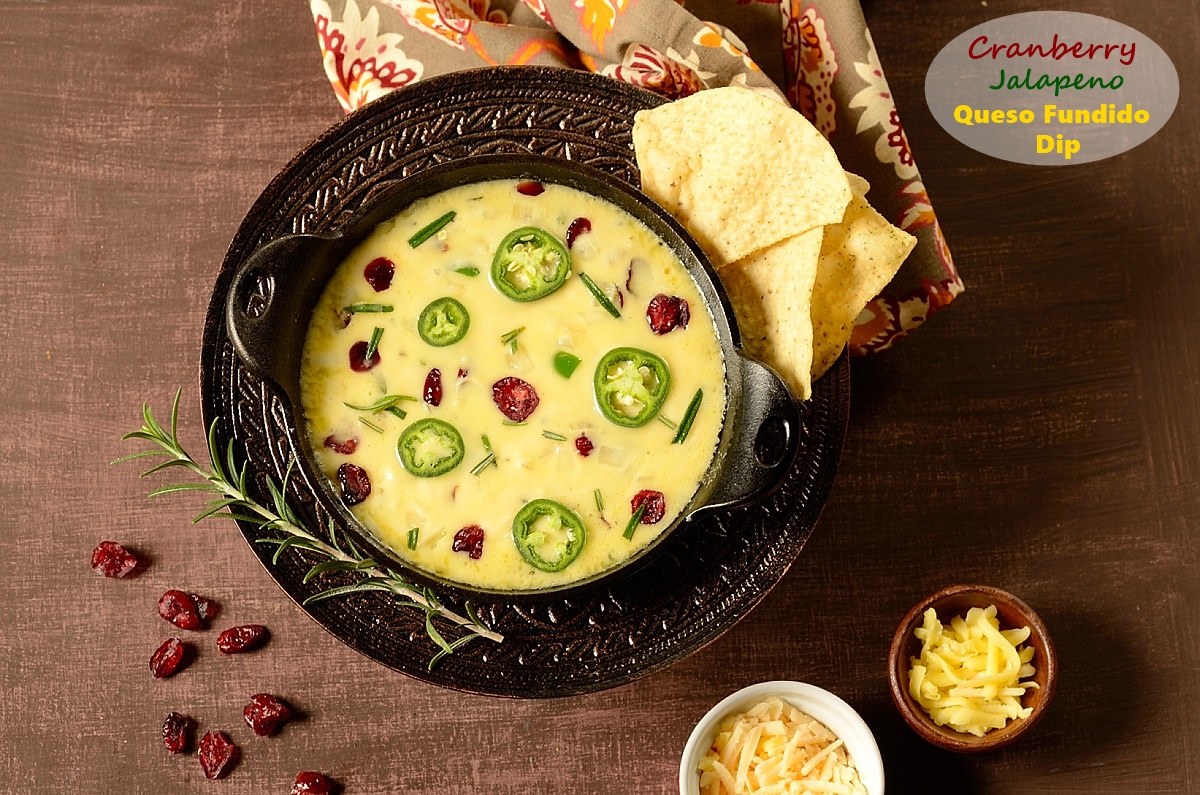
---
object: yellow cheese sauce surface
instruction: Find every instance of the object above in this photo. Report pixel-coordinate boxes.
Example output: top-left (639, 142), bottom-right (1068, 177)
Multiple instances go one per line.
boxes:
top-left (300, 179), bottom-right (726, 591)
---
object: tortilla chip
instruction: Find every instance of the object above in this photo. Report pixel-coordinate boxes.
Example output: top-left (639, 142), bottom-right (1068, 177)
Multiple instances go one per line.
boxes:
top-left (721, 228), bottom-right (824, 400)
top-left (633, 87), bottom-right (852, 264)
top-left (809, 189), bottom-right (917, 380)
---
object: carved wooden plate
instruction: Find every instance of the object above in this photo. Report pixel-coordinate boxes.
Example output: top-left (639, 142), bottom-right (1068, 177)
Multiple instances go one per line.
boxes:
top-left (200, 66), bottom-right (849, 697)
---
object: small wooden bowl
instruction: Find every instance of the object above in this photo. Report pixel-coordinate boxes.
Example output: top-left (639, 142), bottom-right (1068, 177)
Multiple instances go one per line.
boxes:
top-left (888, 584), bottom-right (1057, 753)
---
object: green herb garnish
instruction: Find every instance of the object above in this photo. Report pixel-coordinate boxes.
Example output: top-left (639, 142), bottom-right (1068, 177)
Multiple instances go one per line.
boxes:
top-left (365, 326), bottom-right (384, 360)
top-left (384, 406), bottom-right (407, 420)
top-left (408, 210), bottom-right (457, 248)
top-left (542, 430), bottom-right (568, 441)
top-left (623, 502), bottom-right (647, 540)
top-left (578, 272), bottom-right (621, 318)
top-left (594, 488), bottom-right (604, 513)
top-left (407, 528), bottom-right (420, 550)
top-left (470, 434), bottom-right (498, 476)
top-left (343, 394), bottom-right (416, 412)
top-left (656, 414), bottom-right (678, 430)
top-left (115, 391), bottom-right (501, 669)
top-left (343, 303), bottom-right (394, 314)
top-left (500, 326), bottom-right (526, 354)
top-left (672, 389), bottom-right (704, 444)
top-left (453, 266), bottom-right (480, 278)
top-left (358, 417), bottom-right (384, 434)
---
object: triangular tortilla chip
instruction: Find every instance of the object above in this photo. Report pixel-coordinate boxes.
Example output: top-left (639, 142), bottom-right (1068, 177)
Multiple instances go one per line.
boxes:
top-left (720, 228), bottom-right (824, 400)
top-left (633, 87), bottom-right (852, 264)
top-left (810, 189), bottom-right (917, 380)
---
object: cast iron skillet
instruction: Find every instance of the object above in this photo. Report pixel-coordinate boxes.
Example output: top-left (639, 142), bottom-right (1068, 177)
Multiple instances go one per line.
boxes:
top-left (224, 154), bottom-right (800, 598)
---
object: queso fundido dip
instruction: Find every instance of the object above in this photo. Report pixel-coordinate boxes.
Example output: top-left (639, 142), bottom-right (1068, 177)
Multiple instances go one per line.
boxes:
top-left (299, 178), bottom-right (727, 591)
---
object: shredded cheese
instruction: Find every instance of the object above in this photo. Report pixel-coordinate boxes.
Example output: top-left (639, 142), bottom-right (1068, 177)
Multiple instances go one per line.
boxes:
top-left (907, 605), bottom-right (1038, 736)
top-left (697, 698), bottom-right (867, 795)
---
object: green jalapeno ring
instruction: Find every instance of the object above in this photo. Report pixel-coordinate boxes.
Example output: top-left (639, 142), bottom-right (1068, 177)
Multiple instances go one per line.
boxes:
top-left (396, 418), bottom-right (465, 478)
top-left (417, 296), bottom-right (470, 347)
top-left (593, 346), bottom-right (671, 428)
top-left (490, 226), bottom-right (571, 302)
top-left (512, 499), bottom-right (587, 573)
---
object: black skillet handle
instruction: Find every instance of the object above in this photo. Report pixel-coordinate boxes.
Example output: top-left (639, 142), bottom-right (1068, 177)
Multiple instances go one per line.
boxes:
top-left (702, 354), bottom-right (801, 511)
top-left (225, 233), bottom-right (340, 402)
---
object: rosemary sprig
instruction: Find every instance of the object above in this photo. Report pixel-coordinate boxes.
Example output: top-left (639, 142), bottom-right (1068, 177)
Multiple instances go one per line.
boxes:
top-left (115, 390), bottom-right (503, 668)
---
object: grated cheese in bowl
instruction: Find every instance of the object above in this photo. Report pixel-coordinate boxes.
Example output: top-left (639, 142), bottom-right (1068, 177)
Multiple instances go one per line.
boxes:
top-left (697, 697), bottom-right (868, 795)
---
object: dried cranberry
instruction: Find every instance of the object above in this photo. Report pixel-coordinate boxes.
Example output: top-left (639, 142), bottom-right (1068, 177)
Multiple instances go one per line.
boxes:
top-left (348, 340), bottom-right (381, 372)
top-left (363, 257), bottom-right (395, 292)
top-left (424, 368), bottom-right (443, 407)
top-left (337, 462), bottom-right (371, 505)
top-left (646, 294), bottom-right (690, 334)
top-left (566, 217), bottom-right (592, 248)
top-left (457, 367), bottom-right (468, 379)
top-left (161, 712), bottom-right (193, 754)
top-left (197, 730), bottom-right (239, 779)
top-left (216, 624), bottom-right (268, 654)
top-left (324, 435), bottom-right (358, 455)
top-left (157, 590), bottom-right (204, 630)
top-left (193, 594), bottom-right (218, 624)
top-left (631, 490), bottom-right (666, 524)
top-left (149, 638), bottom-right (188, 678)
top-left (91, 540), bottom-right (139, 579)
top-left (492, 377), bottom-right (540, 422)
top-left (292, 772), bottom-right (338, 795)
top-left (244, 693), bottom-right (293, 736)
top-left (575, 435), bottom-right (594, 457)
top-left (452, 525), bottom-right (485, 559)
top-left (515, 181), bottom-right (545, 196)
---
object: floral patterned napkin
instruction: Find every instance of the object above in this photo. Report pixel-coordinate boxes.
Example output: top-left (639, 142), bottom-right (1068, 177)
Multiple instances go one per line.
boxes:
top-left (308, 0), bottom-right (962, 354)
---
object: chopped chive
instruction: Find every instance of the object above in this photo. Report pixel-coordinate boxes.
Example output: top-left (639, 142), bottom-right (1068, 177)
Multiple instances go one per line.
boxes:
top-left (672, 389), bottom-right (704, 444)
top-left (470, 435), bottom-right (498, 476)
top-left (656, 414), bottom-right (678, 430)
top-left (554, 351), bottom-right (582, 378)
top-left (407, 527), bottom-right (419, 550)
top-left (542, 430), bottom-right (568, 441)
top-left (623, 502), bottom-right (647, 540)
top-left (501, 420), bottom-right (528, 427)
top-left (408, 210), bottom-right (457, 248)
top-left (500, 326), bottom-right (525, 354)
top-left (364, 326), bottom-right (384, 360)
top-left (384, 406), bottom-right (407, 420)
top-left (578, 272), bottom-right (621, 318)
top-left (343, 394), bottom-right (416, 412)
top-left (358, 417), bottom-right (384, 434)
top-left (594, 488), bottom-right (604, 513)
top-left (343, 303), bottom-right (394, 314)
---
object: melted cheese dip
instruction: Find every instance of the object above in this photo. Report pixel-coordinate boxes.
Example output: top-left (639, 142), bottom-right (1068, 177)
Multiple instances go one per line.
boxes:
top-left (300, 179), bottom-right (726, 591)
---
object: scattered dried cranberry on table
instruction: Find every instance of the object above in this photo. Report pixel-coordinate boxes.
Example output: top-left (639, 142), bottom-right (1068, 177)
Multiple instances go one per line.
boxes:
top-left (646, 294), bottom-right (690, 334)
top-left (161, 712), bottom-right (194, 754)
top-left (197, 730), bottom-right (239, 779)
top-left (244, 693), bottom-right (293, 737)
top-left (347, 340), bottom-right (381, 372)
top-left (631, 490), bottom-right (667, 524)
top-left (452, 525), bottom-right (486, 559)
top-left (216, 624), bottom-right (269, 654)
top-left (91, 540), bottom-right (139, 579)
top-left (157, 589), bottom-right (212, 631)
top-left (291, 771), bottom-right (338, 795)
top-left (492, 376), bottom-right (540, 422)
top-left (149, 638), bottom-right (188, 678)
top-left (362, 256), bottom-right (394, 292)
top-left (337, 462), bottom-right (371, 505)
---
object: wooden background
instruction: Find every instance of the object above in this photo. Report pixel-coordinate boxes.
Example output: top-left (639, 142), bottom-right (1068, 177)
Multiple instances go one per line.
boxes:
top-left (1, 0), bottom-right (1196, 792)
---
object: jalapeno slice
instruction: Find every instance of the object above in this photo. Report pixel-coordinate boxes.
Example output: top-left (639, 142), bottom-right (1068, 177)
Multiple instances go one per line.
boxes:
top-left (593, 347), bottom-right (671, 428)
top-left (417, 297), bottom-right (470, 347)
top-left (512, 499), bottom-right (587, 573)
top-left (491, 226), bottom-right (571, 301)
top-left (396, 418), bottom-right (465, 478)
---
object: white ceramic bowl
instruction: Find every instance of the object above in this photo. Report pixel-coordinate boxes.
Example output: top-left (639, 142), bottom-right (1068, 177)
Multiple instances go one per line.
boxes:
top-left (679, 681), bottom-right (885, 795)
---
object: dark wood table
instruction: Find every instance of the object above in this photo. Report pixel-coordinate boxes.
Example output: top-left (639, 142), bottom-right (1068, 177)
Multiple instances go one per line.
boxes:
top-left (2, 0), bottom-right (1196, 791)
